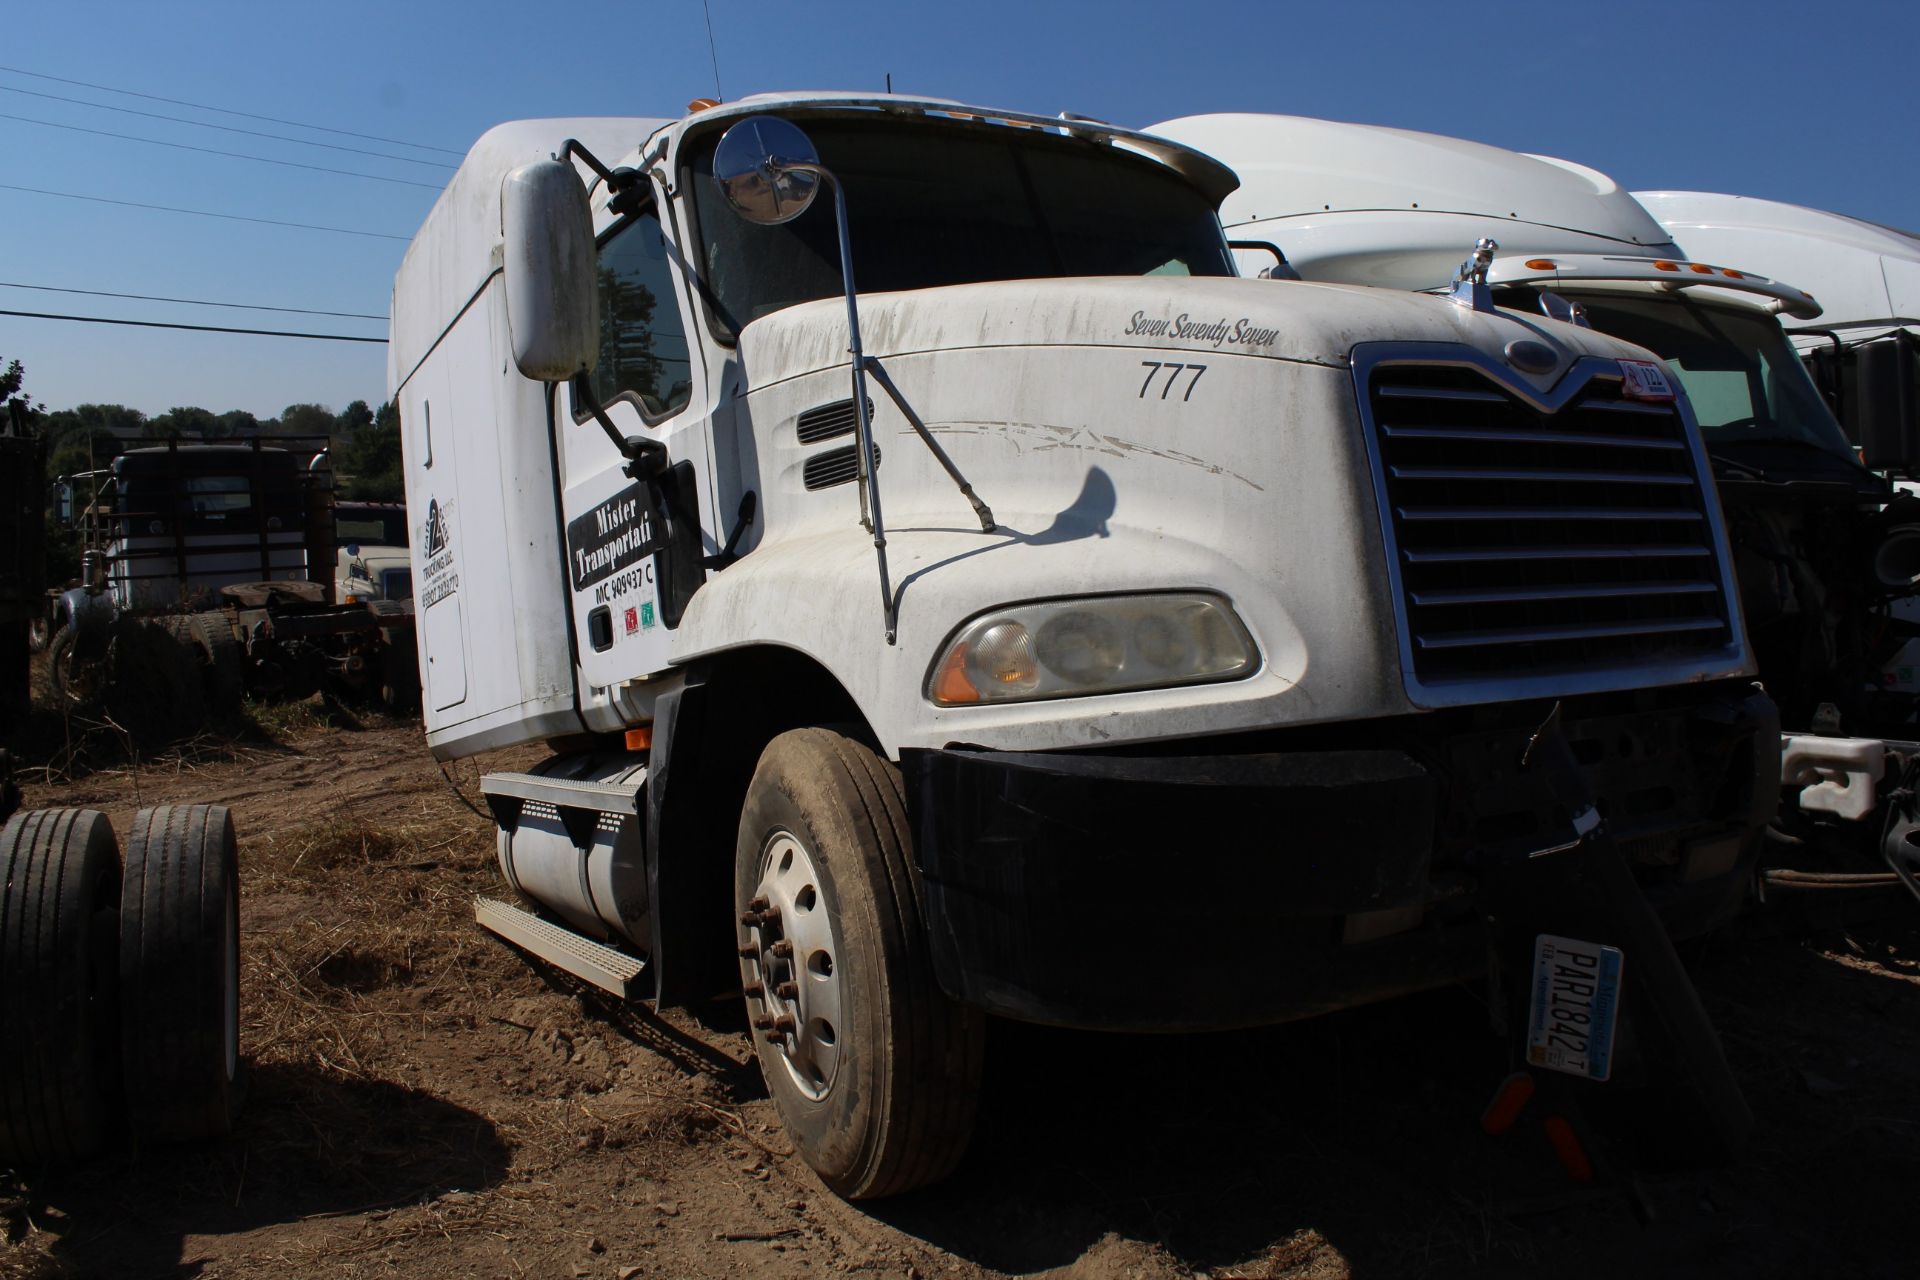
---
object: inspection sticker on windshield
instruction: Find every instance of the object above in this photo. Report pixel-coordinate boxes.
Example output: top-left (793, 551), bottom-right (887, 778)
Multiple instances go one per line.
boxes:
top-left (1526, 934), bottom-right (1623, 1082)
top-left (1618, 358), bottom-right (1676, 402)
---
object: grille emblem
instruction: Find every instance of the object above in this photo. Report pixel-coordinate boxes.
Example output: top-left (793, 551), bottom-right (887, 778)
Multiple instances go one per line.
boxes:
top-left (1505, 339), bottom-right (1558, 375)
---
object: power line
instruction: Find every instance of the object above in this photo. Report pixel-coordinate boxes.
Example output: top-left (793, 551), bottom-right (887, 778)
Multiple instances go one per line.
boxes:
top-left (0, 83), bottom-right (455, 169)
top-left (0, 309), bottom-right (386, 344)
top-left (0, 62), bottom-right (463, 157)
top-left (0, 281), bottom-right (386, 321)
top-left (0, 182), bottom-right (410, 241)
top-left (2, 111), bottom-right (445, 189)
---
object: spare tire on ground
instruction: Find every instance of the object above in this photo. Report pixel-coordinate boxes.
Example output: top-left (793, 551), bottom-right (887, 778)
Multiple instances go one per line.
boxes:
top-left (0, 808), bottom-right (124, 1168)
top-left (120, 804), bottom-right (242, 1143)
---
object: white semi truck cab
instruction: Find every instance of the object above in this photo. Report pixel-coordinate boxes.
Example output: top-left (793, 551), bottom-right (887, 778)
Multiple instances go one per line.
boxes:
top-left (1151, 112), bottom-right (1919, 899)
top-left (393, 94), bottom-right (1777, 1196)
top-left (1635, 190), bottom-right (1920, 478)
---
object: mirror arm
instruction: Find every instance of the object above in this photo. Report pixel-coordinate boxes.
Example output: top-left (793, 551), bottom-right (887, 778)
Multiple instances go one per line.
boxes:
top-left (559, 139), bottom-right (649, 215)
top-left (776, 161), bottom-right (898, 645)
top-left (703, 490), bottom-right (757, 570)
top-left (572, 375), bottom-right (669, 482)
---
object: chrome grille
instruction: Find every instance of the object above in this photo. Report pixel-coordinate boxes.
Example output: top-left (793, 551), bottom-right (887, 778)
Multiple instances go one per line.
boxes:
top-left (1366, 361), bottom-right (1732, 686)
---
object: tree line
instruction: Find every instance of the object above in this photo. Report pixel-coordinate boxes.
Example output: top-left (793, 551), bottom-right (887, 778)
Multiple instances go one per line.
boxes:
top-left (4, 356), bottom-right (404, 584)
top-left (35, 397), bottom-right (404, 503)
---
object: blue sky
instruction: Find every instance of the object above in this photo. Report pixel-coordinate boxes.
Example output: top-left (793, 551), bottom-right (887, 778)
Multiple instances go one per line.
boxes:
top-left (3, 0), bottom-right (1914, 419)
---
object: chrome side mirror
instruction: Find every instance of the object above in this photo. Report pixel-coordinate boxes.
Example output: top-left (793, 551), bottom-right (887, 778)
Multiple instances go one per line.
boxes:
top-left (1539, 291), bottom-right (1590, 328)
top-left (712, 116), bottom-right (823, 225)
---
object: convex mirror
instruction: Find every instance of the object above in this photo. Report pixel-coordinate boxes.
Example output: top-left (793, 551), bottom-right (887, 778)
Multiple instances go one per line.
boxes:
top-left (713, 116), bottom-right (822, 225)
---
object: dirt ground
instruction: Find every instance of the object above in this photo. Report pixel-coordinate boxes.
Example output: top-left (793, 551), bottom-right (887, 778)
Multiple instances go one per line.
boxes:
top-left (3, 702), bottom-right (1918, 1280)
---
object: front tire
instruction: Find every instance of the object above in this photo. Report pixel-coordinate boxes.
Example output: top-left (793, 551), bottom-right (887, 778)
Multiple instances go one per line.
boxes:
top-left (46, 623), bottom-right (106, 710)
top-left (735, 729), bottom-right (984, 1199)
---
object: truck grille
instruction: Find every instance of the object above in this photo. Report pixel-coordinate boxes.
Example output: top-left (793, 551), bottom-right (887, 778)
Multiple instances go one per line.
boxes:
top-left (1364, 361), bottom-right (1732, 687)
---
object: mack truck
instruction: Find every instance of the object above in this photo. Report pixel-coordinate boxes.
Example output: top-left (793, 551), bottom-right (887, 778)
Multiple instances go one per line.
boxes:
top-left (48, 438), bottom-right (419, 719)
top-left (394, 93), bottom-right (1778, 1198)
top-left (1149, 112), bottom-right (1919, 904)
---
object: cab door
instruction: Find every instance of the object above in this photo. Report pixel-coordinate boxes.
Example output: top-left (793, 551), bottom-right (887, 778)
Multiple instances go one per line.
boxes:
top-left (558, 181), bottom-right (718, 694)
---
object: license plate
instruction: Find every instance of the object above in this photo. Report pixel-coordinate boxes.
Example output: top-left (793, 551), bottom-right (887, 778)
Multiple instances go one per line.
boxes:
top-left (1526, 934), bottom-right (1623, 1082)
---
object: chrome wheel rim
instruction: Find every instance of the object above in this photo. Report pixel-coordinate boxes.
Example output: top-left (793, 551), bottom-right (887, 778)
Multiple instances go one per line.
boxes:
top-left (742, 830), bottom-right (842, 1100)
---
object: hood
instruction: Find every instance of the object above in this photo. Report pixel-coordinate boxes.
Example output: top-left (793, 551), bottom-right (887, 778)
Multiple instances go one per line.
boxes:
top-left (737, 275), bottom-right (1646, 391)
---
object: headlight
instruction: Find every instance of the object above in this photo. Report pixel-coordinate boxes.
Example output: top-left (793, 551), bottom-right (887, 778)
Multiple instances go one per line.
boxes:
top-left (928, 592), bottom-right (1257, 706)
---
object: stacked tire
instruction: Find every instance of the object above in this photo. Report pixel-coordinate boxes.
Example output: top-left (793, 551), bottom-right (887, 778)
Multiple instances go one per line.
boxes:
top-left (0, 804), bottom-right (242, 1168)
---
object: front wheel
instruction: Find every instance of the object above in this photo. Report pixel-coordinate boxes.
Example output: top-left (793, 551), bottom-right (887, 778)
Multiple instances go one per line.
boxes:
top-left (45, 623), bottom-right (107, 710)
top-left (735, 729), bottom-right (985, 1199)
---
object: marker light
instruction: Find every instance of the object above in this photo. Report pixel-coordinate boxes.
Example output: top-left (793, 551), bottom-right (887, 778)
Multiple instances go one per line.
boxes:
top-left (928, 593), bottom-right (1257, 706)
top-left (1689, 263), bottom-right (1715, 274)
top-left (1652, 260), bottom-right (1681, 272)
top-left (1524, 259), bottom-right (1557, 271)
top-left (1721, 268), bottom-right (1744, 279)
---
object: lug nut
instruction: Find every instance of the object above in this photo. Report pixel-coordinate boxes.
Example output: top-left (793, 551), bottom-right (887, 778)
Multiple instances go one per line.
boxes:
top-left (749, 895), bottom-right (770, 912)
top-left (737, 944), bottom-right (758, 958)
top-left (752, 1014), bottom-right (774, 1031)
top-left (772, 1015), bottom-right (796, 1034)
top-left (771, 940), bottom-right (794, 958)
top-left (759, 905), bottom-right (782, 927)
top-left (775, 981), bottom-right (798, 1000)
top-left (744, 983), bottom-right (764, 999)
top-left (739, 910), bottom-right (762, 927)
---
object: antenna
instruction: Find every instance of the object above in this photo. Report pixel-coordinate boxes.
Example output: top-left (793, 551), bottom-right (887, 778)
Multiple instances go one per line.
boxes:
top-left (701, 0), bottom-right (724, 100)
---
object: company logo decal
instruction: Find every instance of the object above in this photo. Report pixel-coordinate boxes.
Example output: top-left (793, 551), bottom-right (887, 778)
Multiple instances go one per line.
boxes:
top-left (419, 497), bottom-right (459, 607)
top-left (566, 481), bottom-right (665, 592)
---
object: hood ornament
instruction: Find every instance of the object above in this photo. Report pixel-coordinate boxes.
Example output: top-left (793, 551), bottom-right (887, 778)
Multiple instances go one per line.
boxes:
top-left (1450, 237), bottom-right (1498, 313)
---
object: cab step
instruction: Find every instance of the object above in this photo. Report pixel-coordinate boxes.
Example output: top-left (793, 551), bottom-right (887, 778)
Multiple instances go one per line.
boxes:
top-left (474, 896), bottom-right (646, 998)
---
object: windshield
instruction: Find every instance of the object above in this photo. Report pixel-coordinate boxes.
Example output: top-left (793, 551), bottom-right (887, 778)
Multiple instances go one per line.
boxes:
top-left (1502, 288), bottom-right (1856, 458)
top-left (688, 115), bottom-right (1234, 337)
top-left (335, 506), bottom-right (408, 548)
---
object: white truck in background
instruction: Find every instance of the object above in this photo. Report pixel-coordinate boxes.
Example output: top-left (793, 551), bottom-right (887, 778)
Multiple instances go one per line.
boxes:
top-left (333, 501), bottom-right (413, 605)
top-left (1635, 191), bottom-right (1920, 476)
top-left (1150, 113), bottom-right (1920, 900)
top-left (393, 93), bottom-right (1777, 1196)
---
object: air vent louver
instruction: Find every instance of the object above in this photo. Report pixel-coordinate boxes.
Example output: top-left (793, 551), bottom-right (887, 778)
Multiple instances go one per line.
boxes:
top-left (795, 398), bottom-right (873, 445)
top-left (803, 443), bottom-right (880, 491)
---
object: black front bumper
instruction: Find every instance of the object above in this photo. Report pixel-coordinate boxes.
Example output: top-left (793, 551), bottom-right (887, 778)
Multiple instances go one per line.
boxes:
top-left (903, 686), bottom-right (1778, 1032)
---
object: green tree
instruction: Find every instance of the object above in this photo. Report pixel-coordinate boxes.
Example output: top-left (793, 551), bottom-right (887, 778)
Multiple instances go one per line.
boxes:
top-left (148, 405), bottom-right (219, 439)
top-left (276, 402), bottom-right (336, 440)
top-left (2, 357), bottom-right (40, 438)
top-left (338, 399), bottom-right (403, 500)
top-left (217, 409), bottom-right (260, 438)
top-left (42, 403), bottom-right (146, 445)
top-left (336, 399), bottom-right (374, 439)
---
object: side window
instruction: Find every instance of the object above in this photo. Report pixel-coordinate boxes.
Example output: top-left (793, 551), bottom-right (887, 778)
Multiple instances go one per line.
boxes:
top-left (590, 209), bottom-right (692, 419)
